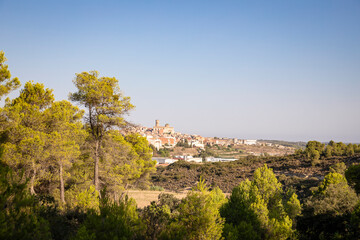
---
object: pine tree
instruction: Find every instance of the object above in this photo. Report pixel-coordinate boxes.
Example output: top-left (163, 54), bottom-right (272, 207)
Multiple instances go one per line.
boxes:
top-left (298, 164), bottom-right (359, 239)
top-left (70, 71), bottom-right (134, 192)
top-left (221, 165), bottom-right (300, 240)
top-left (1, 81), bottom-right (54, 195)
top-left (162, 178), bottom-right (225, 240)
top-left (44, 100), bottom-right (86, 204)
top-left (0, 51), bottom-right (20, 100)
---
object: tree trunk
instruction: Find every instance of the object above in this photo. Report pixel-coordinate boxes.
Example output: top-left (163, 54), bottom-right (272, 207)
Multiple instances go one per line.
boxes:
top-left (30, 162), bottom-right (36, 195)
top-left (60, 162), bottom-right (65, 205)
top-left (94, 140), bottom-right (100, 192)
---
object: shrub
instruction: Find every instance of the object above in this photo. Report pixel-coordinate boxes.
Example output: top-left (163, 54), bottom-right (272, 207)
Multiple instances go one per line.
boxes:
top-left (150, 185), bottom-right (165, 191)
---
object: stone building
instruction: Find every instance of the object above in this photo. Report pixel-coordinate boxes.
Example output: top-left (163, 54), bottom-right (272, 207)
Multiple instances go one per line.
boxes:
top-left (152, 120), bottom-right (175, 135)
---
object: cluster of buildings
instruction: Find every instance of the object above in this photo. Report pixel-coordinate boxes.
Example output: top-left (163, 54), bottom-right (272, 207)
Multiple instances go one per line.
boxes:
top-left (153, 156), bottom-right (238, 165)
top-left (131, 119), bottom-right (258, 150)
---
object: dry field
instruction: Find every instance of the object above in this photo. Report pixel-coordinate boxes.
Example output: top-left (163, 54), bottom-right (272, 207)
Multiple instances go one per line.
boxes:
top-left (125, 190), bottom-right (188, 208)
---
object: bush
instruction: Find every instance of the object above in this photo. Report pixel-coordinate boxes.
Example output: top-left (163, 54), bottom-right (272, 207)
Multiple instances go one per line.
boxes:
top-left (150, 185), bottom-right (164, 191)
top-left (298, 167), bottom-right (359, 239)
top-left (221, 165), bottom-right (299, 240)
top-left (141, 193), bottom-right (180, 240)
top-left (0, 165), bottom-right (52, 240)
top-left (71, 193), bottom-right (145, 240)
top-left (345, 164), bottom-right (360, 194)
top-left (161, 178), bottom-right (225, 240)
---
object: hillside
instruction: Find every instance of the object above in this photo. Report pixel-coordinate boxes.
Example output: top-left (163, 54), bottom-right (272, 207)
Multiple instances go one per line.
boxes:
top-left (151, 154), bottom-right (360, 200)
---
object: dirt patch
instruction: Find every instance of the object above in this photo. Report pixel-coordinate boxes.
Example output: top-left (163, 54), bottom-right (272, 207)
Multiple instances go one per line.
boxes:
top-left (125, 190), bottom-right (188, 208)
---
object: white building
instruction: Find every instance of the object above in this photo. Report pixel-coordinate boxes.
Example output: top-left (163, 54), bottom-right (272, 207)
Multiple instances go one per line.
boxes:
top-left (187, 157), bottom-right (203, 163)
top-left (206, 157), bottom-right (238, 162)
top-left (153, 157), bottom-right (178, 165)
top-left (244, 140), bottom-right (257, 145)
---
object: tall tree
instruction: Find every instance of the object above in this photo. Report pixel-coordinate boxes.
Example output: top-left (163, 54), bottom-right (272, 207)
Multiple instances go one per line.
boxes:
top-left (1, 81), bottom-right (54, 194)
top-left (44, 100), bottom-right (86, 204)
top-left (0, 51), bottom-right (20, 100)
top-left (69, 71), bottom-right (134, 191)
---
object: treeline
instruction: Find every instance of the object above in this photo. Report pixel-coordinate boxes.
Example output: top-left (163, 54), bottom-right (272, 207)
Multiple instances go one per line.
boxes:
top-left (296, 140), bottom-right (360, 166)
top-left (258, 140), bottom-right (307, 149)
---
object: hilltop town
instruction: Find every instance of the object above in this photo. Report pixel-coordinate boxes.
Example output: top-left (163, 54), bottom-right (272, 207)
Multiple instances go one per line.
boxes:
top-left (130, 120), bottom-right (295, 163)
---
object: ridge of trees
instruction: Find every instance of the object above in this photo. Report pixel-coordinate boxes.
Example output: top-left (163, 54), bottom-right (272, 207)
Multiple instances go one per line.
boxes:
top-left (296, 140), bottom-right (360, 166)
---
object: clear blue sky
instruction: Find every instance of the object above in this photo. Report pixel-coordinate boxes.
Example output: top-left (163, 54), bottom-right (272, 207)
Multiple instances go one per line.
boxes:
top-left (1, 0), bottom-right (359, 142)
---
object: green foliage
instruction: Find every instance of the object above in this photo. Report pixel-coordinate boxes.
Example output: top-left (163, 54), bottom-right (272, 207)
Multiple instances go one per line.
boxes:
top-left (157, 192), bottom-right (181, 211)
top-left (310, 164), bottom-right (358, 216)
top-left (330, 162), bottom-right (347, 175)
top-left (298, 166), bottom-right (359, 239)
top-left (156, 147), bottom-right (171, 157)
top-left (100, 131), bottom-right (156, 196)
top-left (72, 193), bottom-right (144, 240)
top-left (150, 185), bottom-right (164, 191)
top-left (317, 172), bottom-right (347, 195)
top-left (1, 71), bottom-right (151, 208)
top-left (345, 163), bottom-right (360, 194)
top-left (346, 143), bottom-right (355, 156)
top-left (0, 51), bottom-right (20, 100)
top-left (350, 202), bottom-right (360, 237)
top-left (330, 141), bottom-right (349, 156)
top-left (221, 164), bottom-right (299, 240)
top-left (304, 141), bottom-right (324, 165)
top-left (176, 139), bottom-right (191, 148)
top-left (197, 146), bottom-right (217, 161)
top-left (284, 190), bottom-right (302, 222)
top-left (13, 81), bottom-right (54, 109)
top-left (161, 179), bottom-right (225, 240)
top-left (37, 199), bottom-right (87, 240)
top-left (69, 70), bottom-right (134, 140)
top-left (0, 165), bottom-right (51, 240)
top-left (306, 141), bottom-right (325, 154)
top-left (221, 179), bottom-right (262, 240)
top-left (1, 83), bottom-right (86, 204)
top-left (141, 193), bottom-right (179, 240)
top-left (310, 180), bottom-right (358, 217)
top-left (324, 145), bottom-right (333, 158)
top-left (302, 140), bottom-right (358, 165)
top-left (75, 185), bottom-right (100, 212)
top-left (70, 70), bottom-right (134, 192)
top-left (0, 81), bottom-right (55, 195)
top-left (45, 100), bottom-right (86, 205)
top-left (125, 133), bottom-right (156, 189)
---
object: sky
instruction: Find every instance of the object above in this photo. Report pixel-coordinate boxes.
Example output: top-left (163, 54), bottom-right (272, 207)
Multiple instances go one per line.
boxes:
top-left (1, 0), bottom-right (359, 142)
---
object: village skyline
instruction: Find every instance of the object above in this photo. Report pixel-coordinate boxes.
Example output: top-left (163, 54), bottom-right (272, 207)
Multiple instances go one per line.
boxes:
top-left (131, 119), bottom-right (359, 147)
top-left (130, 119), bottom-right (303, 150)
